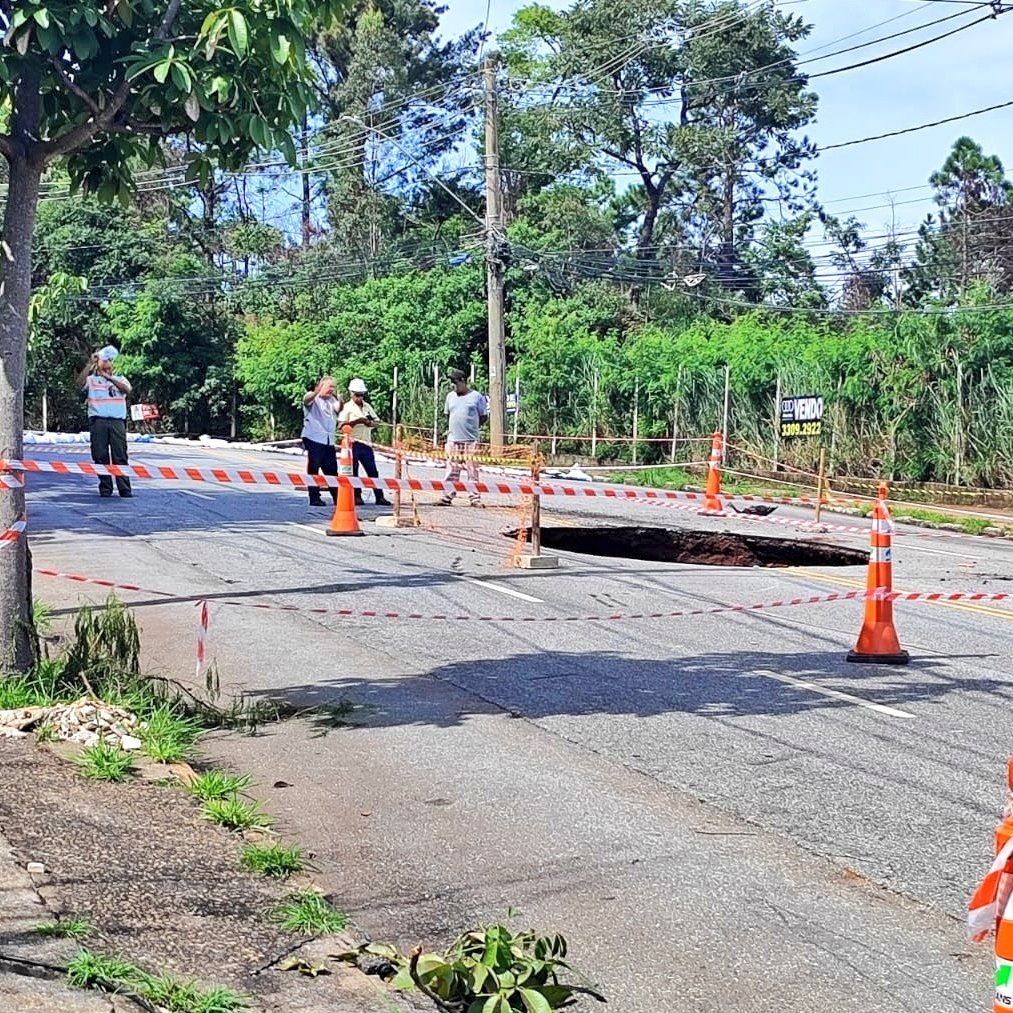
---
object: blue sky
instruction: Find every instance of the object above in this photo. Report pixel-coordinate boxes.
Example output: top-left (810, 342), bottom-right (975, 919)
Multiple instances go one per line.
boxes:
top-left (439, 0), bottom-right (1013, 244)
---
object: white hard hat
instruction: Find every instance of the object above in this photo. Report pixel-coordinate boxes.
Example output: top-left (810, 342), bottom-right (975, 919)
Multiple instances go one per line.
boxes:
top-left (98, 345), bottom-right (119, 362)
top-left (349, 378), bottom-right (367, 393)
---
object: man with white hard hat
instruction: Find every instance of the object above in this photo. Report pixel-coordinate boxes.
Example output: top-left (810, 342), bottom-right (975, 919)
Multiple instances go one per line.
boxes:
top-left (76, 346), bottom-right (133, 498)
top-left (337, 378), bottom-right (389, 507)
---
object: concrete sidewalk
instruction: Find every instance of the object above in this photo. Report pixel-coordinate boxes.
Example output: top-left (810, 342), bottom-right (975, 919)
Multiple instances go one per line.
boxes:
top-left (0, 738), bottom-right (417, 1013)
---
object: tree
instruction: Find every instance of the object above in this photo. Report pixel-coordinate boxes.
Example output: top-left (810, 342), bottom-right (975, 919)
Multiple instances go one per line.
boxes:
top-left (0, 0), bottom-right (348, 672)
top-left (908, 137), bottom-right (1013, 303)
top-left (500, 0), bottom-right (816, 271)
top-left (312, 0), bottom-right (478, 259)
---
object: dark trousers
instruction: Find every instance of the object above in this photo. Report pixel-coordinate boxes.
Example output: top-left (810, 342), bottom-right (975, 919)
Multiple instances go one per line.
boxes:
top-left (352, 443), bottom-right (388, 504)
top-left (303, 438), bottom-right (337, 504)
top-left (89, 416), bottom-right (131, 497)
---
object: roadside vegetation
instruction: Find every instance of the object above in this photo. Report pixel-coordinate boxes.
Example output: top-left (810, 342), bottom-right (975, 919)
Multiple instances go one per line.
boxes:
top-left (67, 950), bottom-right (248, 1013)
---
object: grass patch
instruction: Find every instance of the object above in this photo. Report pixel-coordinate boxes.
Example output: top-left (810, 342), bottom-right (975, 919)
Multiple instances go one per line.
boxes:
top-left (141, 704), bottom-right (202, 763)
top-left (272, 891), bottom-right (347, 935)
top-left (892, 506), bottom-right (997, 535)
top-left (67, 950), bottom-right (142, 991)
top-left (240, 842), bottom-right (305, 878)
top-left (31, 917), bottom-right (91, 940)
top-left (66, 949), bottom-right (247, 1012)
top-left (34, 721), bottom-right (57, 744)
top-left (75, 739), bottom-right (133, 782)
top-left (603, 466), bottom-right (693, 490)
top-left (186, 770), bottom-right (251, 802)
top-left (144, 973), bottom-right (249, 1013)
top-left (201, 797), bottom-right (272, 832)
top-left (32, 597), bottom-right (55, 636)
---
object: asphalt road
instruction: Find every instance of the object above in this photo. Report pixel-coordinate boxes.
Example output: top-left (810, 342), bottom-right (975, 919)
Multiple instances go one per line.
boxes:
top-left (20, 440), bottom-right (1013, 1011)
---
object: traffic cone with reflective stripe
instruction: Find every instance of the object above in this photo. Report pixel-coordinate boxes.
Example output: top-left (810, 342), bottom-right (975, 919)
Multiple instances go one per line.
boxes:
top-left (846, 484), bottom-right (908, 664)
top-left (327, 426), bottom-right (363, 537)
top-left (996, 894), bottom-right (1013, 1012)
top-left (698, 431), bottom-right (727, 517)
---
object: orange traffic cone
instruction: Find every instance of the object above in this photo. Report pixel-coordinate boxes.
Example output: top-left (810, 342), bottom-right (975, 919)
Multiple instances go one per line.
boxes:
top-left (968, 818), bottom-right (1013, 1009)
top-left (846, 483), bottom-right (908, 665)
top-left (698, 431), bottom-right (727, 517)
top-left (997, 758), bottom-right (1013, 856)
top-left (996, 905), bottom-right (1013, 1013)
top-left (327, 426), bottom-right (364, 537)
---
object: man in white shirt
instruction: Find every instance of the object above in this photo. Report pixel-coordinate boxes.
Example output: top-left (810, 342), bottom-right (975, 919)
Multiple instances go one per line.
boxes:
top-left (77, 346), bottom-right (133, 498)
top-left (301, 376), bottom-right (341, 508)
top-left (438, 369), bottom-right (489, 507)
top-left (338, 378), bottom-right (389, 506)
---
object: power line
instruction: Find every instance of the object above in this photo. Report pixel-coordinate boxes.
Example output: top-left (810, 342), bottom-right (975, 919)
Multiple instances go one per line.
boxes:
top-left (819, 98), bottom-right (1013, 152)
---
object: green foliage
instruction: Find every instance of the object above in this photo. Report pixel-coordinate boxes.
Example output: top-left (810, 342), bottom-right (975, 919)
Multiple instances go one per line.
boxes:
top-left (32, 917), bottom-right (91, 941)
top-left (31, 598), bottom-right (54, 636)
top-left (67, 949), bottom-right (248, 1012)
top-left (272, 891), bottom-right (348, 935)
top-left (185, 770), bottom-right (253, 803)
top-left (236, 262), bottom-right (486, 436)
top-left (2, 0), bottom-right (350, 197)
top-left (63, 596), bottom-right (141, 698)
top-left (391, 920), bottom-right (605, 1011)
top-left (140, 705), bottom-right (202, 763)
top-left (201, 797), bottom-right (272, 832)
top-left (105, 268), bottom-right (242, 435)
top-left (240, 842), bottom-right (305, 878)
top-left (75, 739), bottom-right (134, 782)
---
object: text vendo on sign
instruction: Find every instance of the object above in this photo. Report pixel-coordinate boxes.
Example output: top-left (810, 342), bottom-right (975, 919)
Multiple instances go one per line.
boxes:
top-left (780, 395), bottom-right (824, 438)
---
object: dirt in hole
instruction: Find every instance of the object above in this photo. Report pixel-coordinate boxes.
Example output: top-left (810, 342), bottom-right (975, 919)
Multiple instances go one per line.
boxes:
top-left (515, 525), bottom-right (868, 568)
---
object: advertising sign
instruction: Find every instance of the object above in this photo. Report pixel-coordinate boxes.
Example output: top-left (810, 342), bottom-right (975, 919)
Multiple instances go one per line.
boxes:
top-left (779, 395), bottom-right (823, 440)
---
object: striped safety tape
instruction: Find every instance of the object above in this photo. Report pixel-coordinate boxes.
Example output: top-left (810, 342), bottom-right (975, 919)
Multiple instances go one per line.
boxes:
top-left (634, 497), bottom-right (872, 535)
top-left (0, 472), bottom-right (25, 488)
top-left (1, 456), bottom-right (824, 506)
top-left (0, 518), bottom-right (27, 547)
top-left (196, 601), bottom-right (209, 677)
top-left (31, 567), bottom-right (1013, 622)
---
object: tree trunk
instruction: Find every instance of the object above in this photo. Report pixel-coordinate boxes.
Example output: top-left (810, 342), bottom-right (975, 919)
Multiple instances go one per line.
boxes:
top-left (0, 155), bottom-right (42, 673)
top-left (638, 190), bottom-right (661, 261)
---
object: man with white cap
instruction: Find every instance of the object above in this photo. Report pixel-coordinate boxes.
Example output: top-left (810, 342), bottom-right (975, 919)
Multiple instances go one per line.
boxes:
top-left (338, 378), bottom-right (389, 507)
top-left (77, 346), bottom-right (133, 498)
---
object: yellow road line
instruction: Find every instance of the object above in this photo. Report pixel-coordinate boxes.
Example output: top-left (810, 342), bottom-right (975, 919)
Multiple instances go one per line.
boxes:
top-left (788, 567), bottom-right (1013, 624)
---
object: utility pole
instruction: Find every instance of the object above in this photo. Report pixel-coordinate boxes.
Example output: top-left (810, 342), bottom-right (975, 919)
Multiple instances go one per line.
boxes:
top-left (300, 111), bottom-right (311, 248)
top-left (483, 54), bottom-right (507, 451)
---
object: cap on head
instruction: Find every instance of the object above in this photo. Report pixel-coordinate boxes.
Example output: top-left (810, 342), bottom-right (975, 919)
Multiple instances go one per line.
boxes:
top-left (349, 378), bottom-right (367, 394)
top-left (448, 369), bottom-right (467, 383)
top-left (98, 345), bottom-right (119, 363)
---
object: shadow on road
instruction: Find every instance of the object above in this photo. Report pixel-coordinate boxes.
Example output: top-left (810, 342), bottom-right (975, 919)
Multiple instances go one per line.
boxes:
top-left (249, 646), bottom-right (1009, 727)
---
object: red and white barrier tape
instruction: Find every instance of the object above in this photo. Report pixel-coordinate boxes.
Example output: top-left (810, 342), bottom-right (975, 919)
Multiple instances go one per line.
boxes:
top-left (633, 497), bottom-right (872, 534)
top-left (196, 601), bottom-right (209, 677)
top-left (32, 566), bottom-right (1013, 623)
top-left (0, 472), bottom-right (25, 488)
top-left (1, 456), bottom-right (824, 506)
top-left (0, 518), bottom-right (27, 547)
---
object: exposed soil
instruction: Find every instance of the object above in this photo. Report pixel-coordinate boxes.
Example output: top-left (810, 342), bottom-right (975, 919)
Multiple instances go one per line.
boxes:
top-left (521, 525), bottom-right (869, 568)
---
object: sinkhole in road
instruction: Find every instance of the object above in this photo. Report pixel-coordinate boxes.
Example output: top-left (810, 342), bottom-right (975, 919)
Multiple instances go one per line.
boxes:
top-left (513, 525), bottom-right (869, 568)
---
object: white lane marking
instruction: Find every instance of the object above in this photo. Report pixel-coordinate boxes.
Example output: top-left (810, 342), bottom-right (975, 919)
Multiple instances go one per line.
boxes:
top-left (898, 542), bottom-right (979, 560)
top-left (465, 578), bottom-right (544, 604)
top-left (181, 489), bottom-right (214, 502)
top-left (754, 669), bottom-right (915, 719)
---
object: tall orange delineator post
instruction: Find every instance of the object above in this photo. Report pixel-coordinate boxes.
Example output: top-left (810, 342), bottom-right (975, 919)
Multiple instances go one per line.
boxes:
top-left (846, 483), bottom-right (908, 665)
top-left (327, 426), bottom-right (363, 537)
top-left (698, 430), bottom-right (727, 517)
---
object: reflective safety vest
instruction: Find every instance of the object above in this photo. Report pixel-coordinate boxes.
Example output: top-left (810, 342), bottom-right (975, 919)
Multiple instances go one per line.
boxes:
top-left (85, 374), bottom-right (128, 419)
